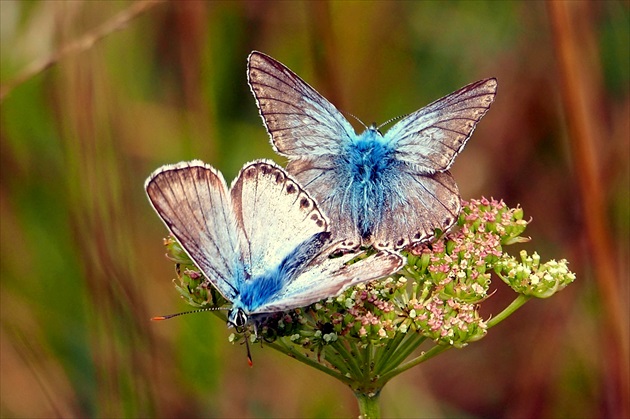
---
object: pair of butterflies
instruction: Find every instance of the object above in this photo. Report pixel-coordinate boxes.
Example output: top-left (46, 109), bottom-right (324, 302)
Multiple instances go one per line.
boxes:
top-left (146, 51), bottom-right (497, 329)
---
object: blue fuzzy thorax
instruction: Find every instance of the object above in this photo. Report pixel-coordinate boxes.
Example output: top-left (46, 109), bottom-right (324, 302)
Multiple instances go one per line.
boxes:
top-left (341, 127), bottom-right (399, 238)
top-left (236, 270), bottom-right (284, 313)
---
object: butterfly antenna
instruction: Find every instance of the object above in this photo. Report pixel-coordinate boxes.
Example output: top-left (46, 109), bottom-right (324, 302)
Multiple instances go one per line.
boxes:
top-left (341, 110), bottom-right (367, 130)
top-left (151, 306), bottom-right (228, 321)
top-left (377, 113), bottom-right (407, 130)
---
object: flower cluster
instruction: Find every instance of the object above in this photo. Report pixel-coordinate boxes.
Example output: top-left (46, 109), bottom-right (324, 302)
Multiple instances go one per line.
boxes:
top-left (495, 250), bottom-right (575, 298)
top-left (397, 197), bottom-right (530, 346)
top-left (163, 197), bottom-right (575, 388)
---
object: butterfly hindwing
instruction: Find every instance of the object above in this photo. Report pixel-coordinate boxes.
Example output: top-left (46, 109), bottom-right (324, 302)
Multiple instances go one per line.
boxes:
top-left (255, 246), bottom-right (405, 314)
top-left (285, 158), bottom-right (360, 249)
top-left (248, 51), bottom-right (356, 158)
top-left (145, 161), bottom-right (243, 301)
top-left (371, 171), bottom-right (460, 249)
top-left (230, 160), bottom-right (329, 279)
top-left (385, 78), bottom-right (497, 172)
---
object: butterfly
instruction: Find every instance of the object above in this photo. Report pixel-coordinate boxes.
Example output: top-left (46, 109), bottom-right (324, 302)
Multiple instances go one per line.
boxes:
top-left (248, 51), bottom-right (497, 250)
top-left (145, 159), bottom-right (404, 329)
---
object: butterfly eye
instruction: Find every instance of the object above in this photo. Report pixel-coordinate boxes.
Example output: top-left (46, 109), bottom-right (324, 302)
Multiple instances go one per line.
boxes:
top-left (227, 308), bottom-right (248, 329)
top-left (235, 309), bottom-right (248, 328)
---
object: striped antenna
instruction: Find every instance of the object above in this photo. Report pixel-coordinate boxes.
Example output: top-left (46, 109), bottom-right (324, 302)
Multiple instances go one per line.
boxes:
top-left (377, 113), bottom-right (407, 130)
top-left (151, 306), bottom-right (228, 321)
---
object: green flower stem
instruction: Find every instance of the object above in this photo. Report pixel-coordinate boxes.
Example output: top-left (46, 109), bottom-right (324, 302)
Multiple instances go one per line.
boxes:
top-left (355, 390), bottom-right (381, 419)
top-left (487, 294), bottom-right (531, 328)
top-left (363, 344), bottom-right (373, 381)
top-left (378, 343), bottom-right (451, 384)
top-left (350, 340), bottom-right (364, 369)
top-left (372, 332), bottom-right (406, 375)
top-left (323, 348), bottom-right (354, 377)
top-left (378, 333), bottom-right (426, 374)
top-left (330, 340), bottom-right (364, 379)
top-left (267, 340), bottom-right (353, 386)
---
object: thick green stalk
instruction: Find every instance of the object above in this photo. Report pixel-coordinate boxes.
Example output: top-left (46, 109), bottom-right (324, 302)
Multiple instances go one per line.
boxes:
top-left (355, 391), bottom-right (381, 419)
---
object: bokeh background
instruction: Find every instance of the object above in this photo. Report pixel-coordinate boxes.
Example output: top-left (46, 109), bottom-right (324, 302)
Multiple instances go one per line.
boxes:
top-left (1, 1), bottom-right (628, 417)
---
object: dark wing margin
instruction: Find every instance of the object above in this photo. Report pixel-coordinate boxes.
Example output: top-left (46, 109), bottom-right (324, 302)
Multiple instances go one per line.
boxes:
top-left (371, 171), bottom-right (460, 250)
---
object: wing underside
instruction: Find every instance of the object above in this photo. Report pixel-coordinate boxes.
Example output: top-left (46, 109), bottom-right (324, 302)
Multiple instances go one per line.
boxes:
top-left (230, 160), bottom-right (329, 279)
top-left (145, 161), bottom-right (243, 300)
top-left (254, 246), bottom-right (405, 314)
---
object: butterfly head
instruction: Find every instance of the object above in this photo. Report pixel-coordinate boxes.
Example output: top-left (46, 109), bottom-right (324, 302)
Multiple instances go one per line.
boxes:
top-left (228, 307), bottom-right (248, 329)
top-left (368, 123), bottom-right (383, 136)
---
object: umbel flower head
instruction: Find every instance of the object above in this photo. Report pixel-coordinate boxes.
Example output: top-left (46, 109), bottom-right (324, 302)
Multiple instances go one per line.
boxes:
top-left (162, 197), bottom-right (574, 396)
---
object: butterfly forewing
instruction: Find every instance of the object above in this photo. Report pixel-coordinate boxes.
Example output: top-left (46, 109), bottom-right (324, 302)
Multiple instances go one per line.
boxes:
top-left (248, 51), bottom-right (355, 158)
top-left (386, 78), bottom-right (497, 172)
top-left (230, 160), bottom-right (329, 279)
top-left (255, 247), bottom-right (405, 314)
top-left (145, 161), bottom-right (243, 300)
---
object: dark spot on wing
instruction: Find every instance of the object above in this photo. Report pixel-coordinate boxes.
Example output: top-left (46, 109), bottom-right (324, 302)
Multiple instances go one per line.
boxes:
top-left (310, 213), bottom-right (324, 227)
top-left (396, 238), bottom-right (406, 247)
top-left (300, 197), bottom-right (310, 209)
top-left (414, 232), bottom-right (424, 240)
top-left (260, 165), bottom-right (272, 175)
top-left (245, 169), bottom-right (255, 179)
top-left (286, 183), bottom-right (297, 194)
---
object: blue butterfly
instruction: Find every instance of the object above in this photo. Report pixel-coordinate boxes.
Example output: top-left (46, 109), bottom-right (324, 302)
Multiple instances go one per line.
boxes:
top-left (248, 51), bottom-right (497, 250)
top-left (145, 160), bottom-right (404, 328)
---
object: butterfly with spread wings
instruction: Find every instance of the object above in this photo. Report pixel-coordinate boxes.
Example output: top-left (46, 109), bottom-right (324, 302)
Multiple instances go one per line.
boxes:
top-left (146, 160), bottom-right (404, 328)
top-left (248, 51), bottom-right (497, 250)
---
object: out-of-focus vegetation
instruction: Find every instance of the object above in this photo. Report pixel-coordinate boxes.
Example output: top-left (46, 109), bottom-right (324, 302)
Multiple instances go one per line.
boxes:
top-left (1, 1), bottom-right (627, 417)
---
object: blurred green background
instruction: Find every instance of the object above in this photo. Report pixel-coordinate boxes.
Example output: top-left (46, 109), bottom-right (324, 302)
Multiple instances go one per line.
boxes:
top-left (1, 1), bottom-right (628, 417)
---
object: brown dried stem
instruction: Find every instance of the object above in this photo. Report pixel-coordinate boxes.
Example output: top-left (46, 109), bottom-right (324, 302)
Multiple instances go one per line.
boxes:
top-left (0, 0), bottom-right (165, 102)
top-left (547, 2), bottom-right (629, 417)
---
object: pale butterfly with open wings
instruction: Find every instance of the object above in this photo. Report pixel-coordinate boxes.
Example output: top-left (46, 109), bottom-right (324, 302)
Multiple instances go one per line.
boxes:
top-left (248, 51), bottom-right (497, 250)
top-left (145, 160), bottom-right (404, 328)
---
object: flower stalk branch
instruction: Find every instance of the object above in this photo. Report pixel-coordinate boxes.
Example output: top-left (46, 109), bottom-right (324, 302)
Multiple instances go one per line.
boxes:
top-left (486, 294), bottom-right (532, 328)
